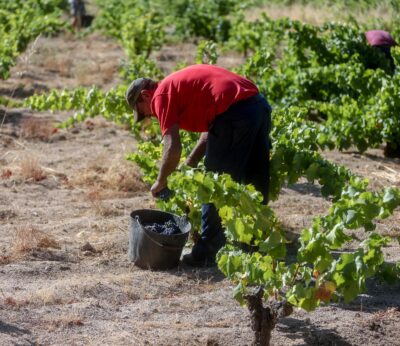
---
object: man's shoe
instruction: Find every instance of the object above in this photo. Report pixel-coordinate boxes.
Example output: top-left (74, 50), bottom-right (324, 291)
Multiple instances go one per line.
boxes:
top-left (181, 253), bottom-right (216, 268)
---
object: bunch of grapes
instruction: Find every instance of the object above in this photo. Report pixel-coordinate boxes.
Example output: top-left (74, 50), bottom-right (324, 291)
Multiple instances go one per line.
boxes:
top-left (145, 220), bottom-right (181, 235)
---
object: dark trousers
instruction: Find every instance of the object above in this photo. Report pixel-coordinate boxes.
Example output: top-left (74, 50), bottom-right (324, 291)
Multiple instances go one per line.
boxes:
top-left (192, 94), bottom-right (272, 259)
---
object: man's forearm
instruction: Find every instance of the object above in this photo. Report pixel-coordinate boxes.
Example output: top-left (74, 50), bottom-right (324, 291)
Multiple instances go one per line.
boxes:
top-left (157, 124), bottom-right (182, 184)
top-left (186, 132), bottom-right (208, 167)
top-left (157, 146), bottom-right (181, 183)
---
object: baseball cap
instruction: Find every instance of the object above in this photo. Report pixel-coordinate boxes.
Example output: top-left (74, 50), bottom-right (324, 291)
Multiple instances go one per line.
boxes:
top-left (125, 78), bottom-right (154, 122)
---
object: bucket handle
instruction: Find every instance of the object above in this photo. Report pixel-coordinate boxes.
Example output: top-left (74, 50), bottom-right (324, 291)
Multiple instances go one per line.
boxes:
top-left (142, 228), bottom-right (186, 251)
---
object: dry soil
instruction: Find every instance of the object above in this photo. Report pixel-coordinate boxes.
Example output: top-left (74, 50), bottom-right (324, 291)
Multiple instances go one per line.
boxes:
top-left (1, 32), bottom-right (400, 346)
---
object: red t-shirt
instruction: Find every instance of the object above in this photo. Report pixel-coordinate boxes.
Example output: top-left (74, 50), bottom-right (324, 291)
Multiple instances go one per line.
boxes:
top-left (151, 64), bottom-right (259, 135)
top-left (365, 30), bottom-right (397, 47)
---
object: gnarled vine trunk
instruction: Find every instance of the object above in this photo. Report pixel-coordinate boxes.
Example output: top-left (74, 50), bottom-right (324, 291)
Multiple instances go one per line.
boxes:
top-left (244, 287), bottom-right (293, 346)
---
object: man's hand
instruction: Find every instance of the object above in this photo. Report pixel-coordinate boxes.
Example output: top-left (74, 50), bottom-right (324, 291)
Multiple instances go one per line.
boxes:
top-left (151, 179), bottom-right (168, 197)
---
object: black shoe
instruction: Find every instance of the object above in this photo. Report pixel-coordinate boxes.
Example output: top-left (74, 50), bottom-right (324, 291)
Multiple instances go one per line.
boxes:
top-left (181, 253), bottom-right (216, 268)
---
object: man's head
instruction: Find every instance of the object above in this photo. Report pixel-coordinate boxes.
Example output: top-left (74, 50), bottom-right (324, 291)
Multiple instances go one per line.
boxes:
top-left (125, 78), bottom-right (157, 122)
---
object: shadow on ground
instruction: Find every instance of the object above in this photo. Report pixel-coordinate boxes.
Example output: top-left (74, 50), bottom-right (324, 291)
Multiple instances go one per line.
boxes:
top-left (287, 182), bottom-right (323, 198)
top-left (343, 149), bottom-right (400, 165)
top-left (0, 320), bottom-right (31, 337)
top-left (278, 317), bottom-right (353, 346)
top-left (167, 263), bottom-right (226, 284)
top-left (0, 108), bottom-right (23, 126)
top-left (337, 279), bottom-right (400, 313)
top-left (0, 84), bottom-right (47, 99)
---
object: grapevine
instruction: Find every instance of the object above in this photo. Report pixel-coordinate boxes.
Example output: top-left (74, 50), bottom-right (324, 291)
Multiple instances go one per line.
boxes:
top-left (19, 3), bottom-right (400, 344)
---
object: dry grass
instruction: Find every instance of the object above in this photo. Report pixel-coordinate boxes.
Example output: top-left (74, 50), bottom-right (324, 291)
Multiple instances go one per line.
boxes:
top-left (99, 62), bottom-right (117, 84)
top-left (18, 156), bottom-right (47, 182)
top-left (86, 189), bottom-right (121, 217)
top-left (70, 153), bottom-right (145, 192)
top-left (20, 116), bottom-right (57, 141)
top-left (362, 307), bottom-right (400, 331)
top-left (246, 3), bottom-right (393, 25)
top-left (4, 296), bottom-right (18, 306)
top-left (12, 225), bottom-right (60, 255)
top-left (47, 314), bottom-right (85, 329)
top-left (1, 168), bottom-right (13, 179)
top-left (116, 272), bottom-right (142, 301)
top-left (95, 239), bottom-right (126, 256)
top-left (103, 155), bottom-right (145, 192)
top-left (84, 116), bottom-right (110, 131)
top-left (44, 56), bottom-right (73, 77)
top-left (2, 296), bottom-right (28, 308)
top-left (380, 226), bottom-right (400, 238)
top-left (0, 209), bottom-right (17, 221)
top-left (31, 44), bottom-right (57, 67)
top-left (71, 154), bottom-right (108, 187)
top-left (32, 287), bottom-right (63, 306)
top-left (0, 255), bottom-right (12, 265)
top-left (72, 61), bottom-right (101, 86)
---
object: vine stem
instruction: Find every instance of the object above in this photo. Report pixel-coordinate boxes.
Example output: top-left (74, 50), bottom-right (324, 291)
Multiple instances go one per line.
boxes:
top-left (289, 263), bottom-right (301, 287)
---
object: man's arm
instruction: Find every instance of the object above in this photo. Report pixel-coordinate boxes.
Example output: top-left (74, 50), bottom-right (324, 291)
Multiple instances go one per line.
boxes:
top-left (151, 124), bottom-right (182, 196)
top-left (184, 132), bottom-right (208, 167)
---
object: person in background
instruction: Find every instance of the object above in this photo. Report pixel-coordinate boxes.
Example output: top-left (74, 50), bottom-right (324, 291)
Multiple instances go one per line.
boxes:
top-left (69, 0), bottom-right (86, 31)
top-left (365, 30), bottom-right (397, 73)
top-left (365, 30), bottom-right (399, 157)
top-left (125, 64), bottom-right (272, 267)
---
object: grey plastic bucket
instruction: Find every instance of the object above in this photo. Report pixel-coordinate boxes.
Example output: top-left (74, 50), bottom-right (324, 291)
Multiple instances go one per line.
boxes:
top-left (128, 209), bottom-right (191, 270)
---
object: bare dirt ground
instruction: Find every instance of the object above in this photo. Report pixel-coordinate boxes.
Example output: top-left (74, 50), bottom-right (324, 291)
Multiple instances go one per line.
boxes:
top-left (1, 32), bottom-right (400, 346)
